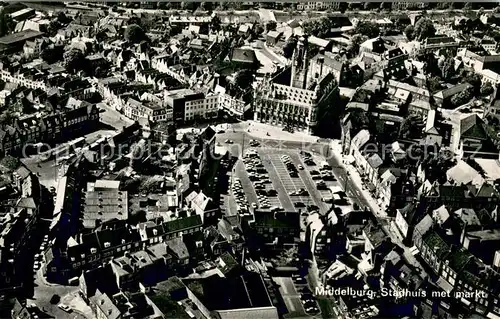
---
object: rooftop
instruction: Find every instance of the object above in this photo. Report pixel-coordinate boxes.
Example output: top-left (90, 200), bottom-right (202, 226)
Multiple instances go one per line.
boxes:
top-left (83, 190), bottom-right (128, 229)
top-left (466, 228), bottom-right (500, 241)
top-left (0, 29), bottom-right (43, 46)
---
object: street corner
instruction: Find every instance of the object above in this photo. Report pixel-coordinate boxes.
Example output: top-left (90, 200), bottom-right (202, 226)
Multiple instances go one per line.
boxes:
top-left (61, 291), bottom-right (93, 318)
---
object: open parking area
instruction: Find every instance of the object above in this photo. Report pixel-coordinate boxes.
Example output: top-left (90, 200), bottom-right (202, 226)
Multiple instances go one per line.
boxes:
top-left (231, 147), bottom-right (344, 216)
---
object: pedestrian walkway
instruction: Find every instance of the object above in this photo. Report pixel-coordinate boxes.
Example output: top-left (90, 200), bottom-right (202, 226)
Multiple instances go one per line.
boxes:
top-left (243, 121), bottom-right (320, 144)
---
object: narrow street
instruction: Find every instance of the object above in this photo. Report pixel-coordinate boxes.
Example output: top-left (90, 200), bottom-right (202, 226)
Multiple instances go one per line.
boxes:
top-left (27, 266), bottom-right (93, 319)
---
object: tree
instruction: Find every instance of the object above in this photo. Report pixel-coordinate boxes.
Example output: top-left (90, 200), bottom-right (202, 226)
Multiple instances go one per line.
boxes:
top-left (265, 20), bottom-right (277, 32)
top-left (420, 53), bottom-right (439, 76)
top-left (0, 9), bottom-right (9, 37)
top-left (40, 45), bottom-right (63, 64)
top-left (481, 81), bottom-right (494, 96)
top-left (441, 57), bottom-right (456, 80)
top-left (451, 86), bottom-right (474, 106)
top-left (413, 18), bottom-right (436, 40)
top-left (283, 37), bottom-right (297, 59)
top-left (63, 48), bottom-right (84, 73)
top-left (0, 110), bottom-right (14, 125)
top-left (234, 69), bottom-right (254, 91)
top-left (180, 1), bottom-right (195, 11)
top-left (349, 109), bottom-right (369, 131)
top-left (495, 6), bottom-right (500, 14)
top-left (462, 72), bottom-right (482, 94)
top-left (354, 21), bottom-right (380, 38)
top-left (124, 24), bottom-right (146, 43)
top-left (157, 2), bottom-right (171, 10)
top-left (0, 155), bottom-right (20, 171)
top-left (347, 34), bottom-right (367, 56)
top-left (463, 2), bottom-right (473, 10)
top-left (422, 151), bottom-right (456, 183)
top-left (254, 23), bottom-right (264, 35)
top-left (427, 76), bottom-right (442, 93)
top-left (56, 12), bottom-right (71, 24)
top-left (404, 25), bottom-right (415, 41)
top-left (210, 15), bottom-right (221, 31)
top-left (399, 114), bottom-right (424, 139)
top-left (380, 2), bottom-right (391, 11)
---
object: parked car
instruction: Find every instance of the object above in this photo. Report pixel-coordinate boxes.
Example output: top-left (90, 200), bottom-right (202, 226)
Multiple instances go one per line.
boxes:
top-left (249, 140), bottom-right (260, 147)
top-left (267, 189), bottom-right (277, 196)
top-left (308, 205), bottom-right (319, 212)
top-left (58, 304), bottom-right (72, 313)
top-left (298, 188), bottom-right (309, 196)
top-left (50, 294), bottom-right (60, 304)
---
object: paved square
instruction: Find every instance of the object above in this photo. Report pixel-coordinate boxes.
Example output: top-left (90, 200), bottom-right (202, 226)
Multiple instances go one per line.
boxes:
top-left (231, 148), bottom-right (336, 215)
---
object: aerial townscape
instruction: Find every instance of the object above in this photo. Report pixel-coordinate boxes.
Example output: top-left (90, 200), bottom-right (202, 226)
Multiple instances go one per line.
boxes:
top-left (2, 1), bottom-right (500, 319)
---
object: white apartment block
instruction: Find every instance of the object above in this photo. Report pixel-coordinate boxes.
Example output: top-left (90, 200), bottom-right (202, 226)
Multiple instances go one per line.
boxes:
top-left (481, 69), bottom-right (500, 85)
top-left (184, 92), bottom-right (219, 122)
top-left (0, 70), bottom-right (47, 90)
top-left (297, 2), bottom-right (339, 11)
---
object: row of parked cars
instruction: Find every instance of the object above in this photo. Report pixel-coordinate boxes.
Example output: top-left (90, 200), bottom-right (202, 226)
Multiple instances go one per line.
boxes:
top-left (292, 275), bottom-right (319, 315)
top-left (34, 234), bottom-right (49, 273)
top-left (281, 154), bottom-right (301, 177)
top-left (310, 167), bottom-right (335, 181)
top-left (232, 178), bottom-right (249, 214)
top-left (300, 151), bottom-right (316, 166)
top-left (243, 150), bottom-right (274, 209)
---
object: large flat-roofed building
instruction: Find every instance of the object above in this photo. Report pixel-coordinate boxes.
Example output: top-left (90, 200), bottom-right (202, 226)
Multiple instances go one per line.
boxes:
top-left (83, 190), bottom-right (128, 229)
top-left (254, 36), bottom-right (340, 135)
top-left (0, 29), bottom-right (44, 53)
top-left (9, 8), bottom-right (35, 22)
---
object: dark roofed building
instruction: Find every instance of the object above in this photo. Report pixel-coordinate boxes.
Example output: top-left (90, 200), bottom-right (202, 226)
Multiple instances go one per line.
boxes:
top-left (433, 82), bottom-right (473, 106)
top-left (418, 231), bottom-right (450, 275)
top-left (182, 272), bottom-right (277, 318)
top-left (250, 211), bottom-right (300, 245)
top-left (226, 48), bottom-right (258, 67)
top-left (0, 29), bottom-right (44, 53)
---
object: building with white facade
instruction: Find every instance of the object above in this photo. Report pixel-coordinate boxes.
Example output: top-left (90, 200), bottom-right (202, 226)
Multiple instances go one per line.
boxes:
top-left (481, 69), bottom-right (500, 85)
top-left (164, 88), bottom-right (219, 124)
top-left (296, 2), bottom-right (340, 11)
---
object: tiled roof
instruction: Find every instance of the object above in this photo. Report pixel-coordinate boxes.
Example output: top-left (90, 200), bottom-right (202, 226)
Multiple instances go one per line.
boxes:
top-left (422, 231), bottom-right (449, 259)
top-left (434, 82), bottom-right (473, 100)
top-left (460, 114), bottom-right (487, 140)
top-left (230, 48), bottom-right (257, 64)
top-left (163, 215), bottom-right (202, 234)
